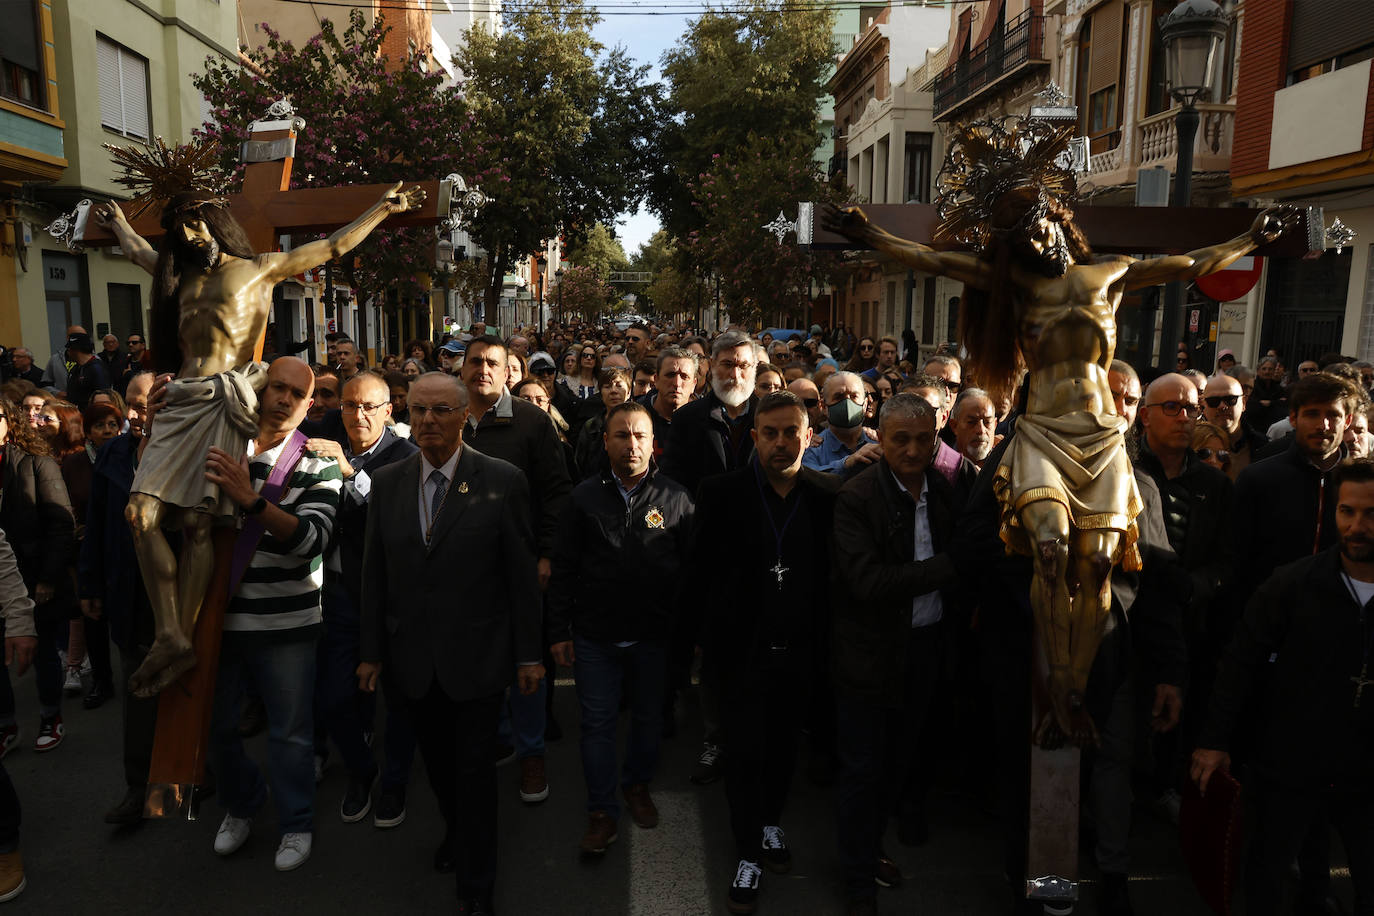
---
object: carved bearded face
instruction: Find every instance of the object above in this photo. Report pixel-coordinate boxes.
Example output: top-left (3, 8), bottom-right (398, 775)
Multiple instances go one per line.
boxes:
top-left (1020, 216), bottom-right (1072, 278)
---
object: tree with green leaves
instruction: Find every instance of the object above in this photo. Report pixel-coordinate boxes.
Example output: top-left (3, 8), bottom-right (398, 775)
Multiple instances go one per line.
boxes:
top-left (687, 135), bottom-right (850, 326)
top-left (567, 222), bottom-right (629, 278)
top-left (193, 10), bottom-right (475, 311)
top-left (653, 2), bottom-right (836, 245)
top-left (457, 0), bottom-right (660, 313)
top-left (552, 265), bottom-right (615, 323)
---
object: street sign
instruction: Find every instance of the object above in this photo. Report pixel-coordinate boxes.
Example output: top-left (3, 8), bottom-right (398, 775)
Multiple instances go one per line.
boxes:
top-left (1189, 309), bottom-right (1200, 333)
top-left (1196, 256), bottom-right (1264, 302)
top-left (1209, 321), bottom-right (1218, 342)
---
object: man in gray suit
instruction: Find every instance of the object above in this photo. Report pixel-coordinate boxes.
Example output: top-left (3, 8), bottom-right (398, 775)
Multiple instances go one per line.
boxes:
top-left (357, 373), bottom-right (544, 916)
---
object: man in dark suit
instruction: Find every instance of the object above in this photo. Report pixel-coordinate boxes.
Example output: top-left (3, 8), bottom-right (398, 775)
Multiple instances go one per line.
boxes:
top-left (358, 373), bottom-right (544, 916)
top-left (832, 393), bottom-right (963, 916)
top-left (306, 370), bottom-right (418, 829)
top-left (696, 390), bottom-right (841, 916)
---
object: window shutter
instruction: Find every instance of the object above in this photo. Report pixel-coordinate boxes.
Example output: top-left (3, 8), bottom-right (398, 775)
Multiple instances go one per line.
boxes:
top-left (0, 1), bottom-right (40, 73)
top-left (119, 50), bottom-right (149, 139)
top-left (1088, 1), bottom-right (1123, 95)
top-left (97, 36), bottom-right (123, 132)
top-left (1289, 0), bottom-right (1374, 71)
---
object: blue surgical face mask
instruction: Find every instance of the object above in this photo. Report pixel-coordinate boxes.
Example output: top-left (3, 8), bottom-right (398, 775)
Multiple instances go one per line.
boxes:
top-left (827, 396), bottom-right (864, 429)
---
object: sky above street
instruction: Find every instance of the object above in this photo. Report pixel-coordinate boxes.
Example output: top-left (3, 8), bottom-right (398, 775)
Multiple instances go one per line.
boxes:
top-left (593, 11), bottom-right (691, 257)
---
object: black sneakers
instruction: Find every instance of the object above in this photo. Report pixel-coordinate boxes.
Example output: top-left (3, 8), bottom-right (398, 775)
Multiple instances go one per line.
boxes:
top-left (760, 825), bottom-right (791, 873)
top-left (690, 742), bottom-right (723, 785)
top-left (727, 859), bottom-right (763, 915)
top-left (373, 785), bottom-right (407, 828)
top-left (340, 771), bottom-right (376, 823)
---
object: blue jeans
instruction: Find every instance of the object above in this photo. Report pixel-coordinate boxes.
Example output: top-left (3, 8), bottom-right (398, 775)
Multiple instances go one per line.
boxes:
top-left (573, 636), bottom-right (665, 819)
top-left (211, 632), bottom-right (318, 836)
top-left (498, 674), bottom-right (546, 760)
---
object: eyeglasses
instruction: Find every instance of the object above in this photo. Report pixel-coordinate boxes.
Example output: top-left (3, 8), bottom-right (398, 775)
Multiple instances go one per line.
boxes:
top-left (801, 397), bottom-right (820, 408)
top-left (859, 344), bottom-right (874, 352)
top-left (1203, 394), bottom-right (1240, 408)
top-left (716, 359), bottom-right (755, 373)
top-left (127, 339), bottom-right (143, 346)
top-left (1146, 400), bottom-right (1201, 418)
top-left (35, 413), bottom-right (58, 425)
top-left (409, 405), bottom-right (462, 419)
top-left (1196, 447), bottom-right (1231, 464)
top-left (341, 401), bottom-right (387, 415)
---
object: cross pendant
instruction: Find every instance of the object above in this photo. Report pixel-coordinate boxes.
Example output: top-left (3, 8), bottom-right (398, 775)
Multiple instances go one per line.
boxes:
top-left (1353, 665), bottom-right (1373, 709)
top-left (770, 559), bottom-right (788, 587)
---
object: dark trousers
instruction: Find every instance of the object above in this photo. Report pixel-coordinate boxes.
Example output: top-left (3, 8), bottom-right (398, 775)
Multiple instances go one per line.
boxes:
top-left (836, 624), bottom-right (942, 899)
top-left (410, 683), bottom-right (502, 901)
top-left (117, 644), bottom-right (158, 787)
top-left (723, 660), bottom-right (803, 858)
top-left (0, 758), bottom-right (16, 852)
top-left (572, 636), bottom-right (664, 819)
top-left (0, 615), bottom-right (63, 721)
top-left (1245, 782), bottom-right (1374, 916)
top-left (315, 579), bottom-right (416, 787)
top-left (83, 615), bottom-right (113, 688)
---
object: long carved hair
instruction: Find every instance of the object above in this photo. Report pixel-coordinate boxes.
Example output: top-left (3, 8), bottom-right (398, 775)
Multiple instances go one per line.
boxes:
top-left (957, 197), bottom-right (1092, 404)
top-left (150, 204), bottom-right (254, 374)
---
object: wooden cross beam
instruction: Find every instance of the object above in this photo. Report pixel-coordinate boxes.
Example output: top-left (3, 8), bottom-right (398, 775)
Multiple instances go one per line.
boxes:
top-left (82, 115), bottom-right (458, 821)
top-left (797, 202), bottom-right (1325, 258)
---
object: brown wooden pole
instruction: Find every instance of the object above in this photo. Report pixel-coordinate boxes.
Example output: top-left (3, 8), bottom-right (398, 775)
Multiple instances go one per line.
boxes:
top-left (143, 525), bottom-right (236, 819)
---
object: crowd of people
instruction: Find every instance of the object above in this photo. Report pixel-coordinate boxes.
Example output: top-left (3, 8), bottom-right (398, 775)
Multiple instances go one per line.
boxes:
top-left (0, 317), bottom-right (1369, 916)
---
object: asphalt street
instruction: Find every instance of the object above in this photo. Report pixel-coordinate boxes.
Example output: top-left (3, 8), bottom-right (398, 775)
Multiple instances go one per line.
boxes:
top-left (0, 666), bottom-right (1343, 915)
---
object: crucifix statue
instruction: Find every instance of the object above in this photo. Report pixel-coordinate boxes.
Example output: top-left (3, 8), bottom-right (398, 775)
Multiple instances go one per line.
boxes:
top-left (91, 137), bottom-right (424, 698)
top-left (824, 115), bottom-right (1292, 749)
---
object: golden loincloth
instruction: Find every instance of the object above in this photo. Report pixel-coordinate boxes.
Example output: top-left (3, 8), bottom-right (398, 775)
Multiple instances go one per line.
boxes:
top-left (992, 409), bottom-right (1142, 571)
top-left (131, 363), bottom-right (265, 517)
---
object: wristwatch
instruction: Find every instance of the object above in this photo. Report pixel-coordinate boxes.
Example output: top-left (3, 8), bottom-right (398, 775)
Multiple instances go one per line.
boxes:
top-left (245, 496), bottom-right (268, 516)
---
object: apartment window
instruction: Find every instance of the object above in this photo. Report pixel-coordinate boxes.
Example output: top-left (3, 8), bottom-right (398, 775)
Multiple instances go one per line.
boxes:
top-left (904, 132), bottom-right (932, 204)
top-left (1288, 0), bottom-right (1374, 84)
top-left (1077, 0), bottom-right (1125, 152)
top-left (0, 0), bottom-right (43, 108)
top-left (97, 35), bottom-right (150, 139)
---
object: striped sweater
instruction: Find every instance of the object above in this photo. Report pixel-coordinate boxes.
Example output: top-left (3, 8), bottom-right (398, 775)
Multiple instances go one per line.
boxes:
top-left (223, 440), bottom-right (342, 637)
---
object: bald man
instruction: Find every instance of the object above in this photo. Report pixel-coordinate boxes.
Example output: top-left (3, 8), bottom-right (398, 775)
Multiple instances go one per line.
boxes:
top-left (1201, 373), bottom-right (1263, 480)
top-left (1133, 372), bottom-right (1233, 831)
top-left (788, 377), bottom-right (826, 431)
top-left (206, 356), bottom-right (344, 871)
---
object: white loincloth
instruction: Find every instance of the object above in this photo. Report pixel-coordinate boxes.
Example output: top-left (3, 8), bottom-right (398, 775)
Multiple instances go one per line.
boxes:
top-left (131, 363), bottom-right (265, 517)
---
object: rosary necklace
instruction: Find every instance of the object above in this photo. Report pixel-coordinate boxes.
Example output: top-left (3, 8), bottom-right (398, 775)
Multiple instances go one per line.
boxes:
top-left (1339, 571), bottom-right (1374, 708)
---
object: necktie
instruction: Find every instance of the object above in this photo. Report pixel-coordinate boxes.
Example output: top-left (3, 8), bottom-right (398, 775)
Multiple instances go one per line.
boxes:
top-left (430, 469), bottom-right (448, 521)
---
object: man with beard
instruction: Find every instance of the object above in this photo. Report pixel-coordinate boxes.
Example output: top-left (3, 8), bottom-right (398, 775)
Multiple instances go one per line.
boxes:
top-left (660, 329), bottom-right (759, 496)
top-left (826, 116), bottom-right (1292, 745)
top-left (950, 388), bottom-right (997, 468)
top-left (1193, 458), bottom-right (1374, 916)
top-left (695, 391), bottom-right (839, 914)
top-left (94, 171), bottom-right (421, 696)
top-left (804, 371), bottom-right (880, 477)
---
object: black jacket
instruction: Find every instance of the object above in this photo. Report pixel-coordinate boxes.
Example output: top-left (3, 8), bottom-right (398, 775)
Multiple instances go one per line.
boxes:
top-left (331, 429), bottom-right (417, 602)
top-left (77, 434), bottom-right (146, 648)
top-left (1230, 442), bottom-right (1340, 612)
top-left (1133, 439), bottom-right (1233, 645)
top-left (660, 391), bottom-right (757, 497)
top-left (546, 465), bottom-right (693, 646)
top-left (832, 459), bottom-right (962, 707)
top-left (463, 392), bottom-right (572, 559)
top-left (1200, 548), bottom-right (1374, 792)
top-left (696, 464), bottom-right (841, 680)
top-left (0, 443), bottom-right (73, 590)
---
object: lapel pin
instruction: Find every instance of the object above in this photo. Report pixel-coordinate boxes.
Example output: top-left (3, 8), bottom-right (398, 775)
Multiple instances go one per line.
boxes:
top-left (457, 481), bottom-right (469, 494)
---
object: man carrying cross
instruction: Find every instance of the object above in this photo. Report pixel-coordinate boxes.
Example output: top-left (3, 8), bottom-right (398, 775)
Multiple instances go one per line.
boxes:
top-left (92, 139), bottom-right (423, 697)
top-left (826, 114), bottom-right (1291, 747)
top-left (1192, 458), bottom-right (1374, 916)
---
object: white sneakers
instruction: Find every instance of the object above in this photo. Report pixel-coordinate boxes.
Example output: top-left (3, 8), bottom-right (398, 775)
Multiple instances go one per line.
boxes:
top-left (274, 833), bottom-right (312, 872)
top-left (213, 814), bottom-right (252, 856)
top-left (213, 814), bottom-right (312, 872)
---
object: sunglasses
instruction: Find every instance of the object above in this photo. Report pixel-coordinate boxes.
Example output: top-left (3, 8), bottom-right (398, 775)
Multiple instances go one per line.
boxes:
top-left (1146, 400), bottom-right (1202, 418)
top-left (860, 344), bottom-right (874, 351)
top-left (1196, 447), bottom-right (1231, 464)
top-left (801, 397), bottom-right (820, 408)
top-left (1203, 395), bottom-right (1240, 408)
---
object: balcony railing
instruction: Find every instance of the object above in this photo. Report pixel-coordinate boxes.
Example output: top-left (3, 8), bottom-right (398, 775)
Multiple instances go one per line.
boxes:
top-left (933, 10), bottom-right (1046, 117)
top-left (1087, 103), bottom-right (1235, 188)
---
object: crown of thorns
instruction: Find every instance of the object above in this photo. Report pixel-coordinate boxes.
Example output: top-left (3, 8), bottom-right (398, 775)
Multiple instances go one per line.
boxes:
top-left (934, 116), bottom-right (1079, 253)
top-left (103, 137), bottom-right (229, 220)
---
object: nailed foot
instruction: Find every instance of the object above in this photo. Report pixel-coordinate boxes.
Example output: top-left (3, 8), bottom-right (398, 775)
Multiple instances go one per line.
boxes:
top-left (129, 633), bottom-right (196, 698)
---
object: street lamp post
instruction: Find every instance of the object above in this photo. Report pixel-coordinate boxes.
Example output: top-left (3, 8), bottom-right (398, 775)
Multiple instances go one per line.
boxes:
top-left (555, 267), bottom-right (564, 328)
top-left (536, 254), bottom-right (546, 333)
top-left (1157, 0), bottom-right (1229, 366)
